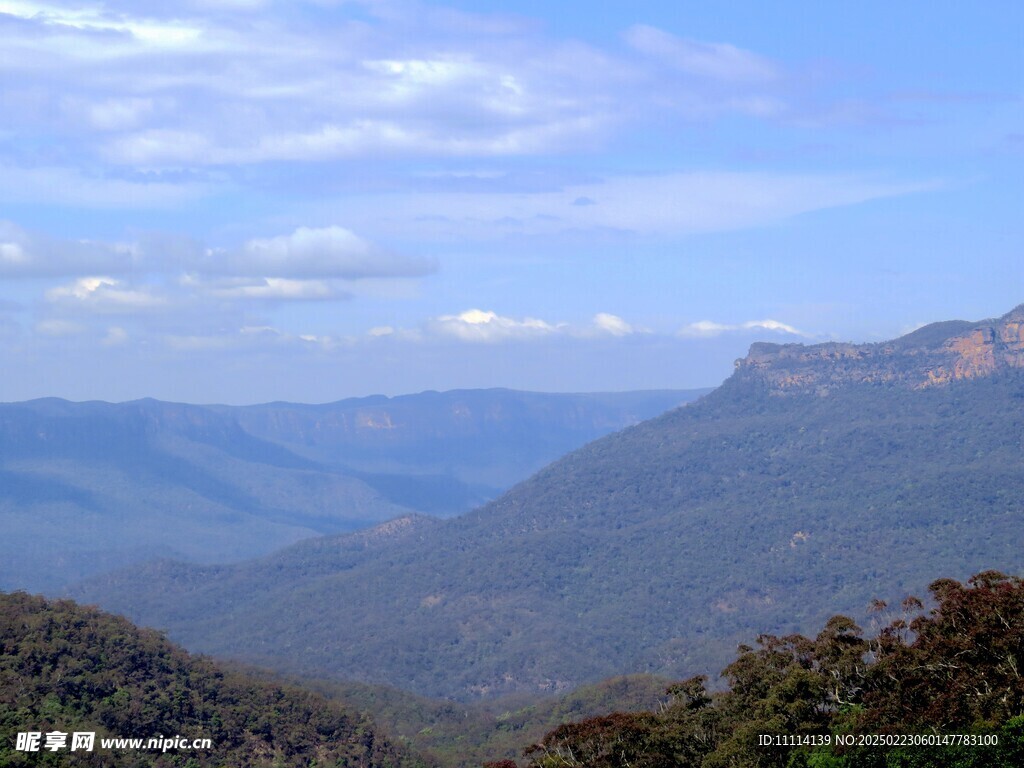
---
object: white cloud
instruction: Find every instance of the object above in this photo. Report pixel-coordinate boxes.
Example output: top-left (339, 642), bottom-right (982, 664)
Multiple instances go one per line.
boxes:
top-left (0, 1), bottom-right (204, 48)
top-left (0, 222), bottom-right (430, 288)
top-left (191, 276), bottom-right (349, 301)
top-left (73, 30), bottom-right (619, 166)
top-left (45, 276), bottom-right (169, 313)
top-left (0, 219), bottom-right (437, 353)
top-left (419, 309), bottom-right (652, 344)
top-left (356, 309), bottom-right (809, 348)
top-left (0, 221), bottom-right (142, 277)
top-left (47, 276), bottom-right (114, 299)
top-left (430, 308), bottom-right (562, 343)
top-left (0, 1), bottom-right (811, 177)
top-left (745, 319), bottom-right (806, 335)
top-left (363, 57), bottom-right (476, 90)
top-left (208, 226), bottom-right (435, 279)
top-left (679, 319), bottom-right (808, 338)
top-left (0, 241), bottom-right (29, 266)
top-left (592, 312), bottom-right (635, 337)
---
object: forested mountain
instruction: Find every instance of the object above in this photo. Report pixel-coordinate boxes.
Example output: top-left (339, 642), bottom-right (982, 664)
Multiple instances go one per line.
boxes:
top-left (0, 591), bottom-right (423, 768)
top-left (518, 571), bottom-right (1024, 767)
top-left (0, 388), bottom-right (698, 592)
top-left (74, 306), bottom-right (1024, 700)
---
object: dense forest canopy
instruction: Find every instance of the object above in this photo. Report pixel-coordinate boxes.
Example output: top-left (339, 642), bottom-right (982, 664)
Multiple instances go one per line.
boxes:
top-left (8, 571), bottom-right (1022, 767)
top-left (0, 591), bottom-right (422, 768)
top-left (518, 572), bottom-right (1024, 768)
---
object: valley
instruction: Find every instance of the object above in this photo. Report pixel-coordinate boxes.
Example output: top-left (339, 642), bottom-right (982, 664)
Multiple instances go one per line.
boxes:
top-left (0, 389), bottom-right (700, 592)
top-left (71, 306), bottom-right (1024, 702)
top-left (4, 305), bottom-right (1024, 766)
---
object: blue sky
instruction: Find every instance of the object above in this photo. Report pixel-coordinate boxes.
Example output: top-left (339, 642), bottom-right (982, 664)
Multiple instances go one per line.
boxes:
top-left (0, 0), bottom-right (1021, 403)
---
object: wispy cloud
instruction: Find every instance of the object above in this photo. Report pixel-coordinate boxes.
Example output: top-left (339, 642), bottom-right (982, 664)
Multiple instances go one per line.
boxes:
top-left (149, 307), bottom-right (807, 357)
top-left (2, 1), bottom-right (620, 170)
top-left (162, 322), bottom-right (335, 352)
top-left (5, 221), bottom-right (433, 347)
top-left (45, 276), bottom-right (170, 314)
top-left (624, 25), bottom-right (779, 83)
top-left (0, 221), bottom-right (141, 277)
top-left (127, 307), bottom-right (652, 354)
top-left (0, 1), bottom-right (205, 47)
top-left (184, 276), bottom-right (350, 302)
top-left (0, 165), bottom-right (209, 209)
top-left (0, 1), bottom-right (814, 181)
top-left (331, 171), bottom-right (936, 241)
top-left (207, 226), bottom-right (435, 279)
top-left (679, 319), bottom-right (809, 338)
top-left (0, 222), bottom-right (432, 283)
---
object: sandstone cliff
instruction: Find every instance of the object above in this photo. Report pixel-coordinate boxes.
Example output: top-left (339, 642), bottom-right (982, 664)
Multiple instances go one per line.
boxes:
top-left (735, 304), bottom-right (1024, 394)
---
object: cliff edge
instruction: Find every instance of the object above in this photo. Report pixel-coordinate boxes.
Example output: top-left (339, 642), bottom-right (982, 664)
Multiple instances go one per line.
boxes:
top-left (734, 304), bottom-right (1024, 393)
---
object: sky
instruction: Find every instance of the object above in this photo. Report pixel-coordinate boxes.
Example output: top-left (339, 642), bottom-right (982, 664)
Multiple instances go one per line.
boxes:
top-left (0, 0), bottom-right (1021, 404)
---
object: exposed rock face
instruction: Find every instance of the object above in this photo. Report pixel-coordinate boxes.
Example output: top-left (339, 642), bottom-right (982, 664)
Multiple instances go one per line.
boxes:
top-left (735, 304), bottom-right (1024, 394)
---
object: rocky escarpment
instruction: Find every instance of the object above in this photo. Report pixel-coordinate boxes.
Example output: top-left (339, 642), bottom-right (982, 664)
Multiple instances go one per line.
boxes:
top-left (735, 304), bottom-right (1024, 394)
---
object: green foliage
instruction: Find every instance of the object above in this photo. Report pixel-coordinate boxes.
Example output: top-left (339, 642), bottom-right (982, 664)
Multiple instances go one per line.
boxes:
top-left (297, 674), bottom-right (672, 768)
top-left (519, 573), bottom-right (1024, 768)
top-left (0, 591), bottom-right (424, 768)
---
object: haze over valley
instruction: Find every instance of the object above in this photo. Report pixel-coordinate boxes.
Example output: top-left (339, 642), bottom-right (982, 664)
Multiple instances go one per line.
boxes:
top-left (0, 388), bottom-right (701, 592)
top-left (1, 0), bottom-right (1021, 765)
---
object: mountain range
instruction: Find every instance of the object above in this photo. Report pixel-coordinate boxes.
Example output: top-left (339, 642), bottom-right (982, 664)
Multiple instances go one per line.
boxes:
top-left (73, 304), bottom-right (1024, 700)
top-left (0, 388), bottom-right (699, 592)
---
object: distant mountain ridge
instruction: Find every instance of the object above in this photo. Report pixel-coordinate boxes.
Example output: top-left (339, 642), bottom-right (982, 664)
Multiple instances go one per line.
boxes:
top-left (737, 304), bottom-right (1024, 393)
top-left (0, 388), bottom-right (702, 592)
top-left (75, 304), bottom-right (1024, 700)
top-left (218, 388), bottom-right (703, 487)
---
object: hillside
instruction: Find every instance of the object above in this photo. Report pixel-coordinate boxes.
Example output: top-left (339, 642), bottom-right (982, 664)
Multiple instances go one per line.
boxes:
top-left (73, 306), bottom-right (1024, 700)
top-left (519, 571), bottom-right (1024, 767)
top-left (306, 674), bottom-right (673, 768)
top-left (0, 591), bottom-right (422, 768)
top-left (0, 388), bottom-right (698, 592)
